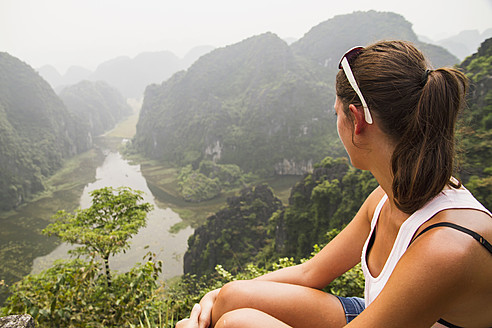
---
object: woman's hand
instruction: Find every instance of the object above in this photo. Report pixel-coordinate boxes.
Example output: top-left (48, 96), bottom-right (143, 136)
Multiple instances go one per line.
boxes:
top-left (175, 288), bottom-right (221, 328)
top-left (197, 288), bottom-right (221, 328)
top-left (176, 303), bottom-right (201, 328)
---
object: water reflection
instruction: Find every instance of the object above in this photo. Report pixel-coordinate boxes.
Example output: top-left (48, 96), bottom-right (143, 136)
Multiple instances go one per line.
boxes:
top-left (32, 152), bottom-right (194, 279)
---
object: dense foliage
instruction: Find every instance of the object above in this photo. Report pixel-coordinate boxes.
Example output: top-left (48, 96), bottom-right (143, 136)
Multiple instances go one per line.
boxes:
top-left (273, 157), bottom-right (378, 260)
top-left (59, 80), bottom-right (132, 137)
top-left (184, 184), bottom-right (284, 276)
top-left (0, 53), bottom-right (91, 211)
top-left (2, 257), bottom-right (162, 328)
top-left (2, 187), bottom-right (159, 327)
top-left (183, 157), bottom-right (377, 276)
top-left (457, 38), bottom-right (492, 210)
top-left (43, 187), bottom-right (153, 286)
top-left (177, 161), bottom-right (253, 202)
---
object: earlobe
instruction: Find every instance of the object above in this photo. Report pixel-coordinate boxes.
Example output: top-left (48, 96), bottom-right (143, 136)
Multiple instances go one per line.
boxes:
top-left (349, 104), bottom-right (367, 135)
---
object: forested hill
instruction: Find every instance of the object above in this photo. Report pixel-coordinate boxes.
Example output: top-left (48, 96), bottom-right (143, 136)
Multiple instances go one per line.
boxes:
top-left (134, 32), bottom-right (340, 175)
top-left (133, 11), bottom-right (458, 177)
top-left (59, 80), bottom-right (132, 137)
top-left (0, 53), bottom-right (91, 210)
top-left (291, 10), bottom-right (458, 73)
top-left (456, 37), bottom-right (492, 209)
top-left (0, 54), bottom-right (132, 211)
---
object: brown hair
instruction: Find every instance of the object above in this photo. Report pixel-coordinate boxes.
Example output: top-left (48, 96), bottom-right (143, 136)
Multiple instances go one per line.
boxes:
top-left (336, 40), bottom-right (468, 214)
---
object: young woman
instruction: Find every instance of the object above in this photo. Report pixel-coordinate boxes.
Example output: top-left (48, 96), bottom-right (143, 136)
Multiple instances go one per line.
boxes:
top-left (176, 40), bottom-right (492, 328)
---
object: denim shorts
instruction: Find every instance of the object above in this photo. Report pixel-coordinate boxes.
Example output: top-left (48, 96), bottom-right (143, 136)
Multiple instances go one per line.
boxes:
top-left (335, 296), bottom-right (365, 324)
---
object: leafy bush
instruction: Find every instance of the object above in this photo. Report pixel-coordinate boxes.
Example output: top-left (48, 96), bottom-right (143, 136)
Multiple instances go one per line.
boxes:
top-left (177, 161), bottom-right (251, 202)
top-left (2, 255), bottom-right (162, 327)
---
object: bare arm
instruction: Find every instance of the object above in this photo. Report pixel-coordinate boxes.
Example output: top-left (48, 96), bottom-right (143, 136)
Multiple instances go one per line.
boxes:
top-left (184, 186), bottom-right (382, 328)
top-left (254, 186), bottom-right (381, 289)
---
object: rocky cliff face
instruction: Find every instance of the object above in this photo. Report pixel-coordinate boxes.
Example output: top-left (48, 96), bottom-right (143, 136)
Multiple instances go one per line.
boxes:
top-left (274, 159), bottom-right (314, 175)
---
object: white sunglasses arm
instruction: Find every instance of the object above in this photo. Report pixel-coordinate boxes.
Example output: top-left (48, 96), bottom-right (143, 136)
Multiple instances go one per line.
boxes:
top-left (340, 57), bottom-right (373, 124)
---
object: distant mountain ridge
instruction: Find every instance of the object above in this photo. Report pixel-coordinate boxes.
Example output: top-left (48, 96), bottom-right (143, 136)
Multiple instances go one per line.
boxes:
top-left (291, 11), bottom-right (458, 72)
top-left (38, 46), bottom-right (215, 98)
top-left (435, 29), bottom-right (492, 61)
top-left (59, 81), bottom-right (132, 137)
top-left (133, 11), bottom-right (460, 178)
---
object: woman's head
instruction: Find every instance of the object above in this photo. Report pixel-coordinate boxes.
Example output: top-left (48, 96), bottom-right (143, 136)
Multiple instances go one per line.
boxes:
top-left (335, 40), bottom-right (468, 213)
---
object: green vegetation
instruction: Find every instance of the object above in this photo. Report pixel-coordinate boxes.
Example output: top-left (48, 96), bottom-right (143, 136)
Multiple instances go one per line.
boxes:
top-left (43, 187), bottom-right (153, 286)
top-left (2, 187), bottom-right (160, 327)
top-left (136, 158), bottom-right (300, 228)
top-left (274, 157), bottom-right (378, 259)
top-left (457, 38), bottom-right (492, 210)
top-left (133, 32), bottom-right (341, 176)
top-left (0, 147), bottom-right (105, 306)
top-left (183, 157), bottom-right (377, 278)
top-left (184, 184), bottom-right (284, 276)
top-left (2, 254), bottom-right (162, 328)
top-left (177, 161), bottom-right (253, 202)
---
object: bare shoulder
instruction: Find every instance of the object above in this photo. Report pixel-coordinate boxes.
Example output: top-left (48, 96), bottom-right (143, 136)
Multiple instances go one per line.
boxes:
top-left (358, 185), bottom-right (385, 221)
top-left (418, 207), bottom-right (492, 254)
top-left (412, 207), bottom-right (491, 267)
top-left (397, 213), bottom-right (492, 326)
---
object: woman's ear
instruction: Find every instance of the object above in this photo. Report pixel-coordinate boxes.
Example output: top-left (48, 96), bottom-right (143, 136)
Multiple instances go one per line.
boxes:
top-left (348, 104), bottom-right (368, 135)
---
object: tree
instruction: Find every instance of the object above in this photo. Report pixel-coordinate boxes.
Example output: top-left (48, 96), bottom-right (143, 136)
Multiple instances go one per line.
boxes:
top-left (43, 186), bottom-right (153, 287)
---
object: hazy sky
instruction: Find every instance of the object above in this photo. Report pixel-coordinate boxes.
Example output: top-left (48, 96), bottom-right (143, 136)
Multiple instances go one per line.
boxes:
top-left (1, 0), bottom-right (491, 73)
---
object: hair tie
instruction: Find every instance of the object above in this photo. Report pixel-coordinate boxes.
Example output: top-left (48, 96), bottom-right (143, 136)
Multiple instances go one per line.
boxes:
top-left (420, 69), bottom-right (432, 87)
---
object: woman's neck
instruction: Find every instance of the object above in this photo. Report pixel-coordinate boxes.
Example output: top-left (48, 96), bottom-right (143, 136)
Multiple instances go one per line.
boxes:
top-left (365, 134), bottom-right (402, 214)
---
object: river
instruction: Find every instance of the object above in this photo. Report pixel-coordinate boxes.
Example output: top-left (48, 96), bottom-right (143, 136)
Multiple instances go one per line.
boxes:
top-left (31, 150), bottom-right (194, 279)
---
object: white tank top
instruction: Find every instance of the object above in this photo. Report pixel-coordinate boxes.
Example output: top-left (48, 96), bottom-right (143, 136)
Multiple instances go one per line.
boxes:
top-left (361, 187), bottom-right (491, 306)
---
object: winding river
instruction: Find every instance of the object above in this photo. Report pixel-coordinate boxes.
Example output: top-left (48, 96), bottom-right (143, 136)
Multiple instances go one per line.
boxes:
top-left (31, 150), bottom-right (194, 279)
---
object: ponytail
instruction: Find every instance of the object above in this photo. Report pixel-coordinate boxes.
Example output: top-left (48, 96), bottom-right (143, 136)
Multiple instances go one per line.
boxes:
top-left (335, 41), bottom-right (469, 214)
top-left (391, 68), bottom-right (468, 213)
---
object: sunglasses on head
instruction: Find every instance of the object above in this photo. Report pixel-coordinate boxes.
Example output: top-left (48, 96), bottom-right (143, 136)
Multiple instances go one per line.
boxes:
top-left (338, 46), bottom-right (373, 124)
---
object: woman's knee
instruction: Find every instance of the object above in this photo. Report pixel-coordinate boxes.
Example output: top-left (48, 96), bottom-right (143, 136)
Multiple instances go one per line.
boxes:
top-left (212, 280), bottom-right (258, 325)
top-left (215, 280), bottom-right (255, 308)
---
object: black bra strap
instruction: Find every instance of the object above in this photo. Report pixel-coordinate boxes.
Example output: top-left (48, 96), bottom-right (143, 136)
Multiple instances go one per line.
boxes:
top-left (437, 318), bottom-right (463, 328)
top-left (412, 222), bottom-right (492, 328)
top-left (413, 222), bottom-right (492, 254)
